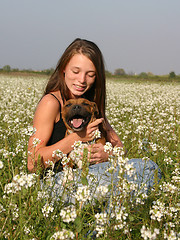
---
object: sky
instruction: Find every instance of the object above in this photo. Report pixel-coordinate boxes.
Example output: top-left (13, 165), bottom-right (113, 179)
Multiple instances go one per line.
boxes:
top-left (0, 0), bottom-right (180, 75)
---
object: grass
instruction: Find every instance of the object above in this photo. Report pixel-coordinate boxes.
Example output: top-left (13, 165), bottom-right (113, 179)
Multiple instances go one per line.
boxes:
top-left (0, 74), bottom-right (179, 239)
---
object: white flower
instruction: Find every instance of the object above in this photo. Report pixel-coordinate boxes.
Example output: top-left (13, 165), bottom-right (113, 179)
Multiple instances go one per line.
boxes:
top-left (27, 126), bottom-right (36, 136)
top-left (52, 149), bottom-right (66, 159)
top-left (141, 225), bottom-right (160, 240)
top-left (0, 160), bottom-right (4, 169)
top-left (32, 137), bottom-right (41, 147)
top-left (93, 129), bottom-right (101, 139)
top-left (50, 229), bottom-right (75, 240)
top-left (95, 212), bottom-right (108, 237)
top-left (75, 185), bottom-right (92, 203)
top-left (104, 142), bottom-right (113, 153)
top-left (42, 202), bottom-right (54, 218)
top-left (4, 173), bottom-right (37, 194)
top-left (96, 185), bottom-right (109, 198)
top-left (62, 166), bottom-right (74, 185)
top-left (60, 206), bottom-right (77, 223)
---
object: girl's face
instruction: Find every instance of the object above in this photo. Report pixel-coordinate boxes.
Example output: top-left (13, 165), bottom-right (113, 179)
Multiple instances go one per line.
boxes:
top-left (63, 54), bottom-right (96, 98)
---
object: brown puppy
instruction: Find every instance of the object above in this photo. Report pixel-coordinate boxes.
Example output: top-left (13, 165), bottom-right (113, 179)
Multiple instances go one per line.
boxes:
top-left (62, 98), bottom-right (106, 145)
top-left (61, 98), bottom-right (106, 169)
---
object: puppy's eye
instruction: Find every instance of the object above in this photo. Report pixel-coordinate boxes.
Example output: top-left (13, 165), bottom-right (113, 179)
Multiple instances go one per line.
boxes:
top-left (82, 102), bottom-right (89, 106)
top-left (65, 103), bottom-right (72, 107)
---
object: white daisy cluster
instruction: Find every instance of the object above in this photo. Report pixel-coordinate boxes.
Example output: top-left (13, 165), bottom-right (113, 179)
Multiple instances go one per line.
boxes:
top-left (68, 141), bottom-right (86, 169)
top-left (52, 149), bottom-right (67, 161)
top-left (62, 165), bottom-right (74, 185)
top-left (163, 228), bottom-right (180, 240)
top-left (42, 202), bottom-right (54, 218)
top-left (149, 200), bottom-right (166, 222)
top-left (0, 149), bottom-right (16, 159)
top-left (113, 206), bottom-right (128, 230)
top-left (96, 185), bottom-right (109, 199)
top-left (32, 137), bottom-right (41, 147)
top-left (92, 129), bottom-right (101, 139)
top-left (4, 173), bottom-right (37, 194)
top-left (50, 229), bottom-right (75, 240)
top-left (95, 212), bottom-right (108, 237)
top-left (36, 190), bottom-right (49, 201)
top-left (104, 142), bottom-right (113, 153)
top-left (171, 164), bottom-right (180, 184)
top-left (141, 225), bottom-right (160, 240)
top-left (75, 185), bottom-right (92, 203)
top-left (25, 126), bottom-right (36, 137)
top-left (60, 205), bottom-right (77, 223)
top-left (150, 199), bottom-right (179, 224)
top-left (160, 182), bottom-right (178, 196)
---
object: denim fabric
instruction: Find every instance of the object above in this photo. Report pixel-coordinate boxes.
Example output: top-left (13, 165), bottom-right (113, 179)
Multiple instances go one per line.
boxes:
top-left (88, 158), bottom-right (161, 193)
top-left (51, 158), bottom-right (161, 198)
top-left (125, 158), bottom-right (161, 189)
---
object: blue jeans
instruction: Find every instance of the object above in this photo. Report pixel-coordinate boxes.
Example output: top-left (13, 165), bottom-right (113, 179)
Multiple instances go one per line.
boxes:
top-left (88, 158), bottom-right (161, 188)
top-left (50, 158), bottom-right (161, 201)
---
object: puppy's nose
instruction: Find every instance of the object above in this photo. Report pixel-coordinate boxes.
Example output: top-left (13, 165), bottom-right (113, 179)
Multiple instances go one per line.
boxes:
top-left (73, 105), bottom-right (81, 110)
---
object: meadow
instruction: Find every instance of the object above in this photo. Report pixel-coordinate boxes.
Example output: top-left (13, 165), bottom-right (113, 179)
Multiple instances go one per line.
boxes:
top-left (0, 74), bottom-right (179, 239)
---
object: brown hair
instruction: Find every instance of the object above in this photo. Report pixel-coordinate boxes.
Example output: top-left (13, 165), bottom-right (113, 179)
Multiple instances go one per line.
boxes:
top-left (44, 38), bottom-right (107, 137)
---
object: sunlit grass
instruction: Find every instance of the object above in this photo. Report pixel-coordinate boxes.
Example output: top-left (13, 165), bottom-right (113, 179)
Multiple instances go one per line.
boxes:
top-left (0, 75), bottom-right (179, 239)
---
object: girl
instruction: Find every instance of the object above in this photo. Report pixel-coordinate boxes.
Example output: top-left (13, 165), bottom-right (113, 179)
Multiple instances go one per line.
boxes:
top-left (28, 38), bottom-right (123, 173)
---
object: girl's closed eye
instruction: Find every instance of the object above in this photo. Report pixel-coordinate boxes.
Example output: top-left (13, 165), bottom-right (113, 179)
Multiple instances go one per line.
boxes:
top-left (72, 70), bottom-right (79, 74)
top-left (87, 72), bottom-right (96, 78)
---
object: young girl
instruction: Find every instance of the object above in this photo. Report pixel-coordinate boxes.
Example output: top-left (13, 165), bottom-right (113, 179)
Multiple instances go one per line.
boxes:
top-left (27, 38), bottom-right (161, 190)
top-left (27, 38), bottom-right (123, 173)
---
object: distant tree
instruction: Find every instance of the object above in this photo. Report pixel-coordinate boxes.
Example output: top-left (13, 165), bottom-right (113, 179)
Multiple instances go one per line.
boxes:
top-left (105, 70), bottom-right (112, 78)
top-left (46, 68), bottom-right (54, 75)
top-left (3, 65), bottom-right (11, 72)
top-left (147, 72), bottom-right (154, 76)
top-left (139, 72), bottom-right (148, 78)
top-left (114, 68), bottom-right (126, 76)
top-left (169, 71), bottom-right (176, 78)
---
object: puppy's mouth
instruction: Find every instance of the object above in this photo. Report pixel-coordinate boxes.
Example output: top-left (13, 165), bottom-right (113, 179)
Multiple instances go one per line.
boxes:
top-left (67, 114), bottom-right (91, 131)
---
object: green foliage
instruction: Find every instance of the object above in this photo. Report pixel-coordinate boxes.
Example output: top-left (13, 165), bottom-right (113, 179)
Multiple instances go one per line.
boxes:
top-left (105, 70), bottom-right (113, 78)
top-left (169, 71), bottom-right (176, 78)
top-left (0, 75), bottom-right (179, 239)
top-left (114, 68), bottom-right (126, 76)
top-left (139, 72), bottom-right (148, 79)
top-left (3, 65), bottom-right (11, 72)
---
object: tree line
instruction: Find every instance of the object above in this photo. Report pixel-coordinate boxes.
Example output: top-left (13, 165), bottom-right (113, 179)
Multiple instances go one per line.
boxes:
top-left (0, 65), bottom-right (179, 79)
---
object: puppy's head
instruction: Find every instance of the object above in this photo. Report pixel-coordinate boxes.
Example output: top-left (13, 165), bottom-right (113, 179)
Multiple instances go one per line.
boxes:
top-left (62, 98), bottom-right (99, 132)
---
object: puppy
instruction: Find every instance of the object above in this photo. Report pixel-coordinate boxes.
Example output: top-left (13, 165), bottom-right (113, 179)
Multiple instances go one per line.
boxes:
top-left (62, 98), bottom-right (105, 144)
top-left (61, 98), bottom-right (106, 168)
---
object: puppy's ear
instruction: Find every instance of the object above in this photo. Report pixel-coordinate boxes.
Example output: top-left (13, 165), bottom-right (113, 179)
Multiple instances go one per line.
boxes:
top-left (93, 102), bottom-right (99, 117)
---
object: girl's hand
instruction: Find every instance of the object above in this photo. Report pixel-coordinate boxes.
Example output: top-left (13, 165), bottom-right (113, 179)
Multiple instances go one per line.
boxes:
top-left (75, 118), bottom-right (104, 142)
top-left (88, 143), bottom-right (109, 164)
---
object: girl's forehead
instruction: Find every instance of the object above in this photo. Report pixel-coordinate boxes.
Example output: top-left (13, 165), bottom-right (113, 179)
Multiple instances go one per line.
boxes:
top-left (67, 54), bottom-right (95, 70)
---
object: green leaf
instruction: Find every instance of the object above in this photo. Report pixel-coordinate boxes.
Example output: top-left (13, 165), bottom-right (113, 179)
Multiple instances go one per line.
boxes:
top-left (74, 216), bottom-right (83, 233)
top-left (129, 215), bottom-right (134, 222)
top-left (81, 176), bottom-right (88, 186)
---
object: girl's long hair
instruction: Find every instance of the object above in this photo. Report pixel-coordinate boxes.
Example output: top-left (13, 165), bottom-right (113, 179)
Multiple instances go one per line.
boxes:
top-left (44, 38), bottom-right (107, 138)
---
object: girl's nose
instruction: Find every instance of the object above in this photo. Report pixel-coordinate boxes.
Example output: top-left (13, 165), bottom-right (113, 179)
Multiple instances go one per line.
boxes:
top-left (78, 73), bottom-right (86, 83)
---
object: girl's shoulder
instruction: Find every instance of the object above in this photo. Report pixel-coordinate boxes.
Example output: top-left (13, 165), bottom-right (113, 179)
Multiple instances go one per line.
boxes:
top-left (40, 91), bottom-right (62, 108)
top-left (35, 92), bottom-right (61, 117)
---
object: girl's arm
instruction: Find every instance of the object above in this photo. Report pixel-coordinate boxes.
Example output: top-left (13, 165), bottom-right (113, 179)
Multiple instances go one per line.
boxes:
top-left (27, 94), bottom-right (102, 172)
top-left (106, 119), bottom-right (123, 148)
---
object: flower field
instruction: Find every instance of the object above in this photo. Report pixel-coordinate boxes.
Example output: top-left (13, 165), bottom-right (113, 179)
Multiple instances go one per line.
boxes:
top-left (0, 74), bottom-right (179, 239)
